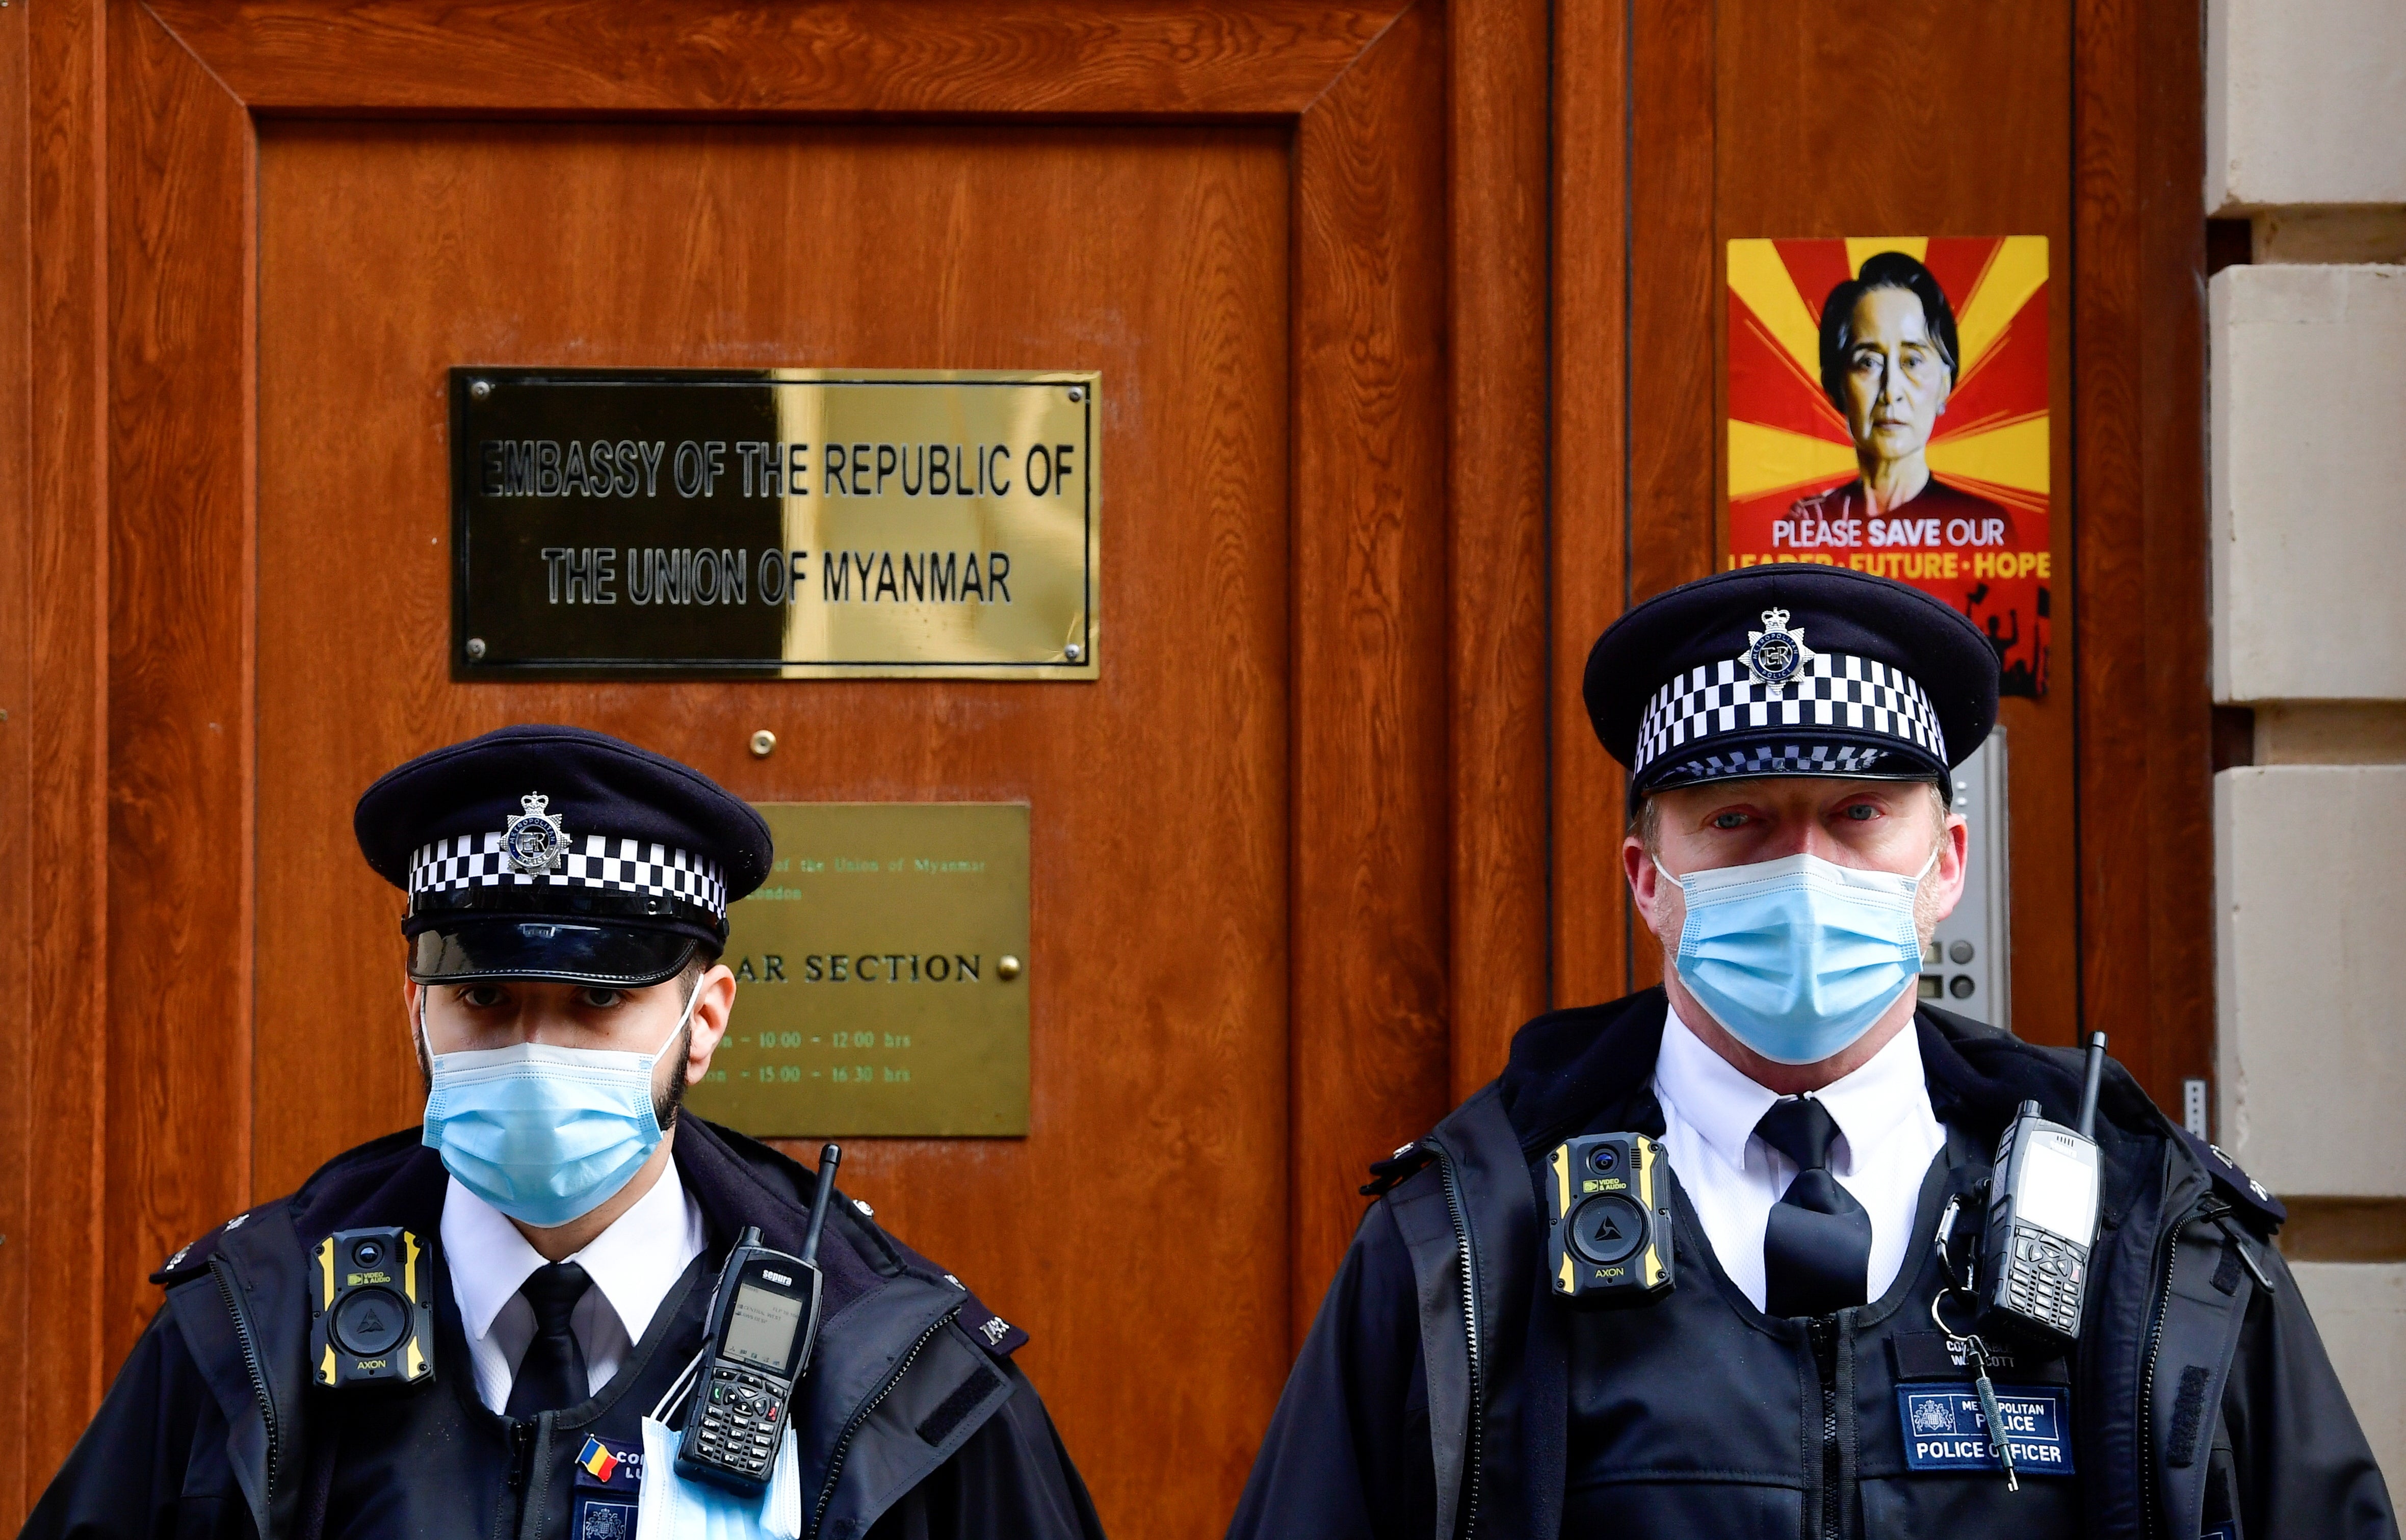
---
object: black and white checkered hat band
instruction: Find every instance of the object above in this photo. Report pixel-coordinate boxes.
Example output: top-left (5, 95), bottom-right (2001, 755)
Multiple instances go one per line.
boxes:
top-left (408, 833), bottom-right (728, 918)
top-left (1633, 650), bottom-right (1945, 780)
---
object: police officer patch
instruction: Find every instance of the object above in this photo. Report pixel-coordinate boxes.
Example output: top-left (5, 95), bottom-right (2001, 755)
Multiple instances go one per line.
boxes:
top-left (1896, 1384), bottom-right (2075, 1475)
top-left (572, 1434), bottom-right (641, 1539)
top-left (578, 1502), bottom-right (634, 1540)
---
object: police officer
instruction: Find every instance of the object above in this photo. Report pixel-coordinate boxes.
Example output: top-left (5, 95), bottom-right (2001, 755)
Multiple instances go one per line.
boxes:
top-left (1228, 567), bottom-right (2397, 1539)
top-left (25, 725), bottom-right (1104, 1540)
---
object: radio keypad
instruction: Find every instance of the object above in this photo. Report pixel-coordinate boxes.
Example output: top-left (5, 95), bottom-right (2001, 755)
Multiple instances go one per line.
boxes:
top-left (699, 1366), bottom-right (786, 1476)
top-left (2007, 1226), bottom-right (2086, 1334)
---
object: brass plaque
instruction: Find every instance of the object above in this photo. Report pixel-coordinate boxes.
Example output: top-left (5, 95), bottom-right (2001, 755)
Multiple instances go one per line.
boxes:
top-left (686, 803), bottom-right (1030, 1137)
top-left (448, 369), bottom-right (1097, 678)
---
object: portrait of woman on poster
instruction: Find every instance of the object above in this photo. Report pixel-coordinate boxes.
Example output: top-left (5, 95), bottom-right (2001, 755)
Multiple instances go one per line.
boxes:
top-left (1790, 250), bottom-right (2019, 541)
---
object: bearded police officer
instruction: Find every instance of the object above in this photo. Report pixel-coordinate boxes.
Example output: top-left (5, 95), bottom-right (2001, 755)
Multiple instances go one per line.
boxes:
top-left (26, 725), bottom-right (1103, 1540)
top-left (1228, 567), bottom-right (2397, 1539)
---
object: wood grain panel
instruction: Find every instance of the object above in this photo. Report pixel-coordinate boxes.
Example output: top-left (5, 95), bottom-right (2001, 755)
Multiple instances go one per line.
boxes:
top-left (1549, 0), bottom-right (1630, 1010)
top-left (1288, 2), bottom-right (1451, 1347)
top-left (0, 9), bottom-right (32, 1511)
top-left (2073, 0), bottom-right (2213, 1100)
top-left (1712, 0), bottom-right (2079, 1048)
top-left (106, 1), bottom-right (258, 1376)
top-left (255, 121), bottom-right (1296, 1538)
top-left (0, 3), bottom-right (35, 1514)
top-left (19, 0), bottom-right (110, 1501)
top-left (145, 0), bottom-right (1403, 116)
top-left (1623, 0), bottom-right (1715, 992)
top-left (1445, 0), bottom-right (1550, 1097)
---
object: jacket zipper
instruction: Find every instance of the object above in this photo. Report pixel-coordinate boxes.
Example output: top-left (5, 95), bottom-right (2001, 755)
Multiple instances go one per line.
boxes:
top-left (2137, 1199), bottom-right (2204, 1540)
top-left (500, 1418), bottom-right (536, 1539)
top-left (1432, 1143), bottom-right (1486, 1540)
top-left (806, 1308), bottom-right (960, 1539)
top-left (1809, 1317), bottom-right (1841, 1540)
top-left (210, 1257), bottom-right (281, 1508)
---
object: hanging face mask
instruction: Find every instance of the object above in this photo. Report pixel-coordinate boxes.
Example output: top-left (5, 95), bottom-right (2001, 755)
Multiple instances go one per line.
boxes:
top-left (1657, 846), bottom-right (1937, 1065)
top-left (421, 981), bottom-right (703, 1229)
top-left (636, 1416), bottom-right (800, 1540)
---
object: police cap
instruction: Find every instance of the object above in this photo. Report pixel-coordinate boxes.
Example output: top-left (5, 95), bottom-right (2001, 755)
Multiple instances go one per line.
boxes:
top-left (1583, 565), bottom-right (1998, 805)
top-left (354, 724), bottom-right (773, 986)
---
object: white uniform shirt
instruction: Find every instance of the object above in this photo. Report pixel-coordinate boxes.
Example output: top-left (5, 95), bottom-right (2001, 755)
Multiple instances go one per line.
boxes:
top-left (1651, 1001), bottom-right (1946, 1313)
top-left (441, 1160), bottom-right (708, 1414)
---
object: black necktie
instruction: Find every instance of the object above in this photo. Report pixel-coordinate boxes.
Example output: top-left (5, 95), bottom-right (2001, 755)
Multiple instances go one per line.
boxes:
top-left (1757, 1097), bottom-right (1872, 1317)
top-left (505, 1261), bottom-right (592, 1418)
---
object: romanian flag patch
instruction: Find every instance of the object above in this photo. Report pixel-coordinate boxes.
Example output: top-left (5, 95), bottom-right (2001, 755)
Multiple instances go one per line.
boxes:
top-left (577, 1436), bottom-right (621, 1483)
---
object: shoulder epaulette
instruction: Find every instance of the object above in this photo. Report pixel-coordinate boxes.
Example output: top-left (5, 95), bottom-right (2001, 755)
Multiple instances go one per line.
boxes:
top-left (1361, 1140), bottom-right (1436, 1198)
top-left (877, 1224), bottom-right (1028, 1360)
top-left (2173, 1126), bottom-right (2288, 1231)
top-left (149, 1209), bottom-right (257, 1286)
top-left (945, 1275), bottom-right (1030, 1359)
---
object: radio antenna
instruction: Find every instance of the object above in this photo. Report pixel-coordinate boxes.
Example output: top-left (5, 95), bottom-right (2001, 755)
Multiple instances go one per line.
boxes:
top-left (801, 1143), bottom-right (842, 1267)
top-left (2076, 1033), bottom-right (2107, 1140)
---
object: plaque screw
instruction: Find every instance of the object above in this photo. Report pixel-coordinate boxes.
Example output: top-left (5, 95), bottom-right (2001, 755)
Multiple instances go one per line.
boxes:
top-left (1064, 643), bottom-right (1083, 663)
top-left (1066, 386), bottom-right (1083, 403)
top-left (997, 955), bottom-right (1023, 981)
top-left (749, 728), bottom-right (777, 758)
top-left (465, 638), bottom-right (487, 660)
top-left (469, 379), bottom-right (491, 400)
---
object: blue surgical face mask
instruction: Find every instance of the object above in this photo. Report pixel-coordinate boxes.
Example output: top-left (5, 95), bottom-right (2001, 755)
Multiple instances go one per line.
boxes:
top-left (637, 1415), bottom-right (801, 1540)
top-left (1656, 845), bottom-right (1937, 1066)
top-left (420, 981), bottom-right (702, 1229)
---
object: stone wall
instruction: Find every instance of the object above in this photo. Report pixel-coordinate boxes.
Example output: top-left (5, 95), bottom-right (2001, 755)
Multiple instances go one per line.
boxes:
top-left (2209, 0), bottom-right (2406, 1482)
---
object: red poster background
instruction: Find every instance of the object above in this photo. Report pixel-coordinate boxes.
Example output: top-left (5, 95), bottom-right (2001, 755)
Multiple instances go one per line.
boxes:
top-left (1727, 237), bottom-right (2052, 696)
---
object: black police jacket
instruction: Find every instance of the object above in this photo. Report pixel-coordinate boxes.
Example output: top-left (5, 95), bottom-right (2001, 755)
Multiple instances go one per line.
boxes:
top-left (22, 1118), bottom-right (1105, 1540)
top-left (1227, 990), bottom-right (2399, 1540)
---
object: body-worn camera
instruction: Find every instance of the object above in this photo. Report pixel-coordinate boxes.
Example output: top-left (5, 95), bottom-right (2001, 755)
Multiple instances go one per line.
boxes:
top-left (308, 1227), bottom-right (435, 1389)
top-left (1545, 1133), bottom-right (1676, 1307)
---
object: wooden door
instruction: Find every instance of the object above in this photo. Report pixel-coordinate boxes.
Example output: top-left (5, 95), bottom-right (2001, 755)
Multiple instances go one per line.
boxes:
top-left (1548, 3), bottom-right (2212, 1093)
top-left (10, 3), bottom-right (1553, 1533)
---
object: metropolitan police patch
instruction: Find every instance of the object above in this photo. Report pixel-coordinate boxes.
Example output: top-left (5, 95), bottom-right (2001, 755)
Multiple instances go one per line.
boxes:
top-left (571, 1433), bottom-right (641, 1540)
top-left (1896, 1384), bottom-right (2075, 1475)
top-left (577, 1501), bottom-right (634, 1540)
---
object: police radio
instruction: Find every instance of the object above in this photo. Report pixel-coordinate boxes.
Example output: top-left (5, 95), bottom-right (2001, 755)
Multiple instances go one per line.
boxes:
top-left (1975, 1033), bottom-right (2108, 1348)
top-left (674, 1143), bottom-right (841, 1497)
top-left (1545, 1133), bottom-right (1676, 1307)
top-left (308, 1227), bottom-right (435, 1389)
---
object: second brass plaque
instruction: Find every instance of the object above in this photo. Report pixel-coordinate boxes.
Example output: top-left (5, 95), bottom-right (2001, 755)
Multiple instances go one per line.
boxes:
top-left (685, 803), bottom-right (1030, 1137)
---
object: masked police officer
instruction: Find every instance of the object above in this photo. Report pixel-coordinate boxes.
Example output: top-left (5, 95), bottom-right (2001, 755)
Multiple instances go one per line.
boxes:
top-left (1229, 567), bottom-right (2397, 1539)
top-left (25, 725), bottom-right (1104, 1540)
